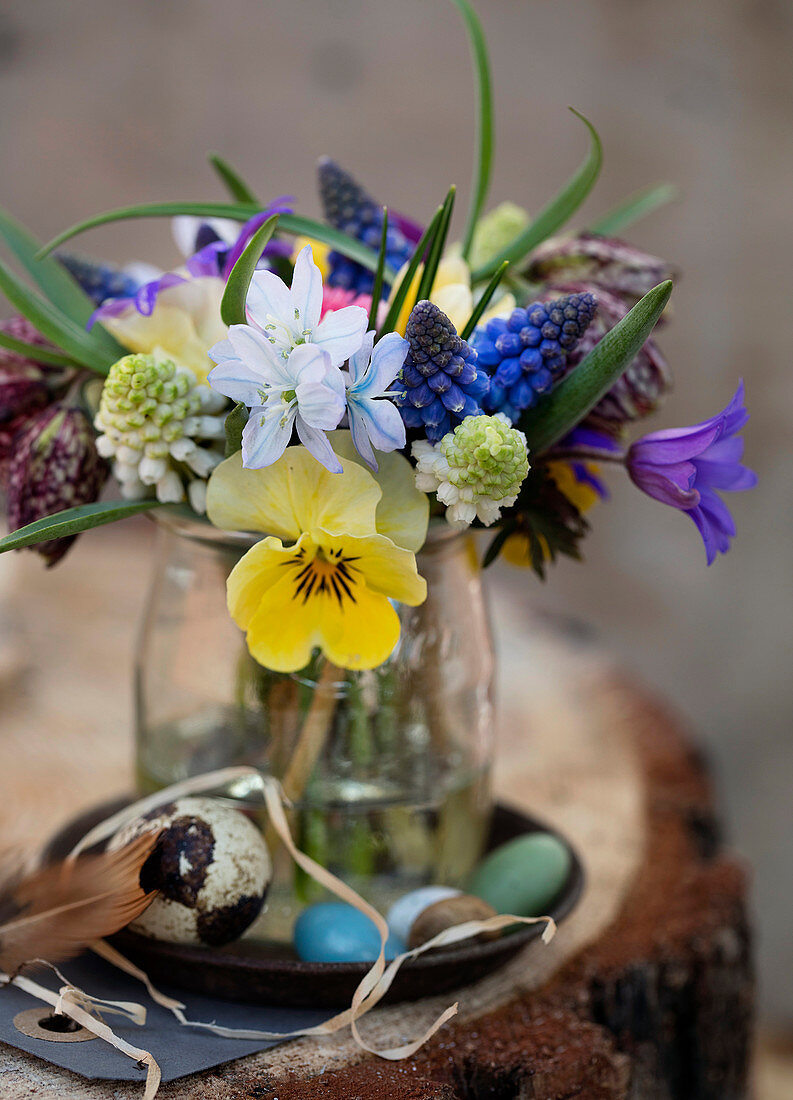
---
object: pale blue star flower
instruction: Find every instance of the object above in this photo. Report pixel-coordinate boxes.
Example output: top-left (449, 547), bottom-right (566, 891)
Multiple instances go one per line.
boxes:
top-left (209, 329), bottom-right (346, 472)
top-left (345, 331), bottom-right (408, 470)
top-left (244, 243), bottom-right (368, 366)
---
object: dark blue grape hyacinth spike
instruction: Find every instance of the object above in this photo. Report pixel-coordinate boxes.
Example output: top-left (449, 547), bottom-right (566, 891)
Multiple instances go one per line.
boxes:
top-left (472, 292), bottom-right (597, 423)
top-left (393, 300), bottom-right (490, 443)
top-left (317, 158), bottom-right (414, 296)
top-left (57, 253), bottom-right (143, 307)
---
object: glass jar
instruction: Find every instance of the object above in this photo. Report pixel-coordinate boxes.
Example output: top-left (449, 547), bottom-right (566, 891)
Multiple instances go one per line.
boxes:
top-left (135, 512), bottom-right (496, 941)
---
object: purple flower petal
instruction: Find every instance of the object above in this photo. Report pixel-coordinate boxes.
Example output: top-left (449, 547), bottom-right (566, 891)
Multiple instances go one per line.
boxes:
top-left (627, 380), bottom-right (756, 562)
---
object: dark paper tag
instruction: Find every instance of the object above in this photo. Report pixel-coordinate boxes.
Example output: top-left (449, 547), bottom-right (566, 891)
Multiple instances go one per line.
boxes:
top-left (0, 952), bottom-right (328, 1085)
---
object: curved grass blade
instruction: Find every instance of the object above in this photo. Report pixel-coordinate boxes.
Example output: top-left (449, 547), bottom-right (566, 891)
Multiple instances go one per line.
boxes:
top-left (0, 499), bottom-right (165, 555)
top-left (460, 259), bottom-right (509, 340)
top-left (0, 208), bottom-right (126, 360)
top-left (0, 329), bottom-right (78, 369)
top-left (519, 279), bottom-right (673, 453)
top-left (589, 182), bottom-right (678, 237)
top-left (472, 110), bottom-right (603, 281)
top-left (37, 206), bottom-right (393, 279)
top-left (220, 214), bottom-right (279, 327)
top-left (377, 205), bottom-right (445, 337)
top-left (415, 186), bottom-right (456, 306)
top-left (368, 210), bottom-right (389, 330)
top-left (208, 153), bottom-right (259, 204)
top-left (0, 259), bottom-right (113, 374)
top-left (450, 0), bottom-right (494, 262)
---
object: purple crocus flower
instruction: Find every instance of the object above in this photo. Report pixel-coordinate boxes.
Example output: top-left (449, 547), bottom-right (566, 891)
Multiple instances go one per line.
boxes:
top-left (627, 381), bottom-right (757, 563)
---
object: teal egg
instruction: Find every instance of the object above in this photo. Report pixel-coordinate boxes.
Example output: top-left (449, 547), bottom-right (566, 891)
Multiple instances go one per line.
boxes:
top-left (294, 902), bottom-right (406, 963)
top-left (467, 832), bottom-right (571, 916)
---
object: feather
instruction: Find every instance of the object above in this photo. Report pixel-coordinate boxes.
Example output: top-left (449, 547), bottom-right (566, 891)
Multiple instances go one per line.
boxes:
top-left (0, 833), bottom-right (159, 972)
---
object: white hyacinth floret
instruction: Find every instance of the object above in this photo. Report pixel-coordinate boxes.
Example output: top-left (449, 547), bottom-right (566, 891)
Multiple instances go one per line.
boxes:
top-left (95, 353), bottom-right (228, 513)
top-left (413, 413), bottom-right (530, 529)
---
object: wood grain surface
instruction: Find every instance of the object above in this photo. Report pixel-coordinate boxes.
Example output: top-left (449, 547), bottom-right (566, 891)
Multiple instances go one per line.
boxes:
top-left (0, 524), bottom-right (752, 1097)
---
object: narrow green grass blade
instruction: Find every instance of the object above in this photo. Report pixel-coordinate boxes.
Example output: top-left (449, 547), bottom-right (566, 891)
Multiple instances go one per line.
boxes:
top-left (0, 329), bottom-right (78, 368)
top-left (377, 205), bottom-right (445, 337)
top-left (450, 0), bottom-right (494, 261)
top-left (220, 214), bottom-right (279, 327)
top-left (368, 210), bottom-right (389, 330)
top-left (415, 186), bottom-right (456, 305)
top-left (460, 260), bottom-right (509, 339)
top-left (0, 207), bottom-right (126, 360)
top-left (520, 279), bottom-right (673, 453)
top-left (0, 259), bottom-right (113, 374)
top-left (589, 182), bottom-right (678, 237)
top-left (208, 153), bottom-right (259, 204)
top-left (472, 110), bottom-right (603, 281)
top-left (0, 499), bottom-right (165, 554)
top-left (37, 205), bottom-right (393, 279)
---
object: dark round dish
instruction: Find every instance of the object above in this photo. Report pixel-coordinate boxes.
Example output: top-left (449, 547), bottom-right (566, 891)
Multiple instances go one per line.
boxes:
top-left (47, 802), bottom-right (584, 1008)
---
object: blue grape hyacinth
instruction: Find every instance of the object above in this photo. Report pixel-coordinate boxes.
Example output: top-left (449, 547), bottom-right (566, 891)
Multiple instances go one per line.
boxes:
top-left (472, 292), bottom-right (597, 423)
top-left (393, 300), bottom-right (489, 443)
top-left (57, 253), bottom-right (145, 306)
top-left (317, 158), bottom-right (415, 296)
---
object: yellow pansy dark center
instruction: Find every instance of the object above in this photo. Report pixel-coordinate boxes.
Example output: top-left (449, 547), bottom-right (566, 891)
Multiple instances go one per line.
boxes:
top-left (284, 545), bottom-right (361, 606)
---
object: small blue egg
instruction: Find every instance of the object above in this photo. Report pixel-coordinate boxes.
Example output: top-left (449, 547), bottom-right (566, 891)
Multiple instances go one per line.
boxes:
top-left (294, 902), bottom-right (406, 963)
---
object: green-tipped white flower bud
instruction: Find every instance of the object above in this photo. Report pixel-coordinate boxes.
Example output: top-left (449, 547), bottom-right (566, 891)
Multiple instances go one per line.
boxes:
top-left (95, 353), bottom-right (227, 510)
top-left (413, 413), bottom-right (529, 529)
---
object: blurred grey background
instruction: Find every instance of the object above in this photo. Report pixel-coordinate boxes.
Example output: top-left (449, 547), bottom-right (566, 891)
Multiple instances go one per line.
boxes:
top-left (0, 0), bottom-right (791, 1025)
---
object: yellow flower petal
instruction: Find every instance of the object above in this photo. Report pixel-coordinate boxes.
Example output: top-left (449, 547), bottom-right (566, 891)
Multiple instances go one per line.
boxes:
top-left (106, 276), bottom-right (226, 385)
top-left (228, 530), bottom-right (414, 671)
top-left (207, 447), bottom-right (381, 541)
top-left (330, 432), bottom-right (429, 552)
top-left (313, 530), bottom-right (427, 606)
top-left (292, 237), bottom-right (330, 279)
top-left (226, 534), bottom-right (302, 625)
top-left (502, 461), bottom-right (601, 568)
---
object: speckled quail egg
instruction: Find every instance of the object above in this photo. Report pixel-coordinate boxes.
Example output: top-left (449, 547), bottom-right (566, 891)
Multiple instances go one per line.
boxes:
top-left (110, 796), bottom-right (271, 947)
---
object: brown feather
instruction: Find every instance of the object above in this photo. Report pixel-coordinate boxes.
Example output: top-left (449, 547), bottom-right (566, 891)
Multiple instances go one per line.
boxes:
top-left (0, 833), bottom-right (159, 972)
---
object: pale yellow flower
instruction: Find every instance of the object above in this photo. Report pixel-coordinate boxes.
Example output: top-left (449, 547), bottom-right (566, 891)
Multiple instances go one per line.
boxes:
top-left (103, 273), bottom-right (227, 385)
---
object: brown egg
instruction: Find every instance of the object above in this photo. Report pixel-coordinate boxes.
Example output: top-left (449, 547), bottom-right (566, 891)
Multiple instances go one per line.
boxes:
top-left (408, 893), bottom-right (499, 949)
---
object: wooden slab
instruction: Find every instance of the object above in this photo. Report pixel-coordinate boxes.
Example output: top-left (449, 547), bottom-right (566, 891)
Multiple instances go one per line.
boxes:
top-left (0, 527), bottom-right (752, 1097)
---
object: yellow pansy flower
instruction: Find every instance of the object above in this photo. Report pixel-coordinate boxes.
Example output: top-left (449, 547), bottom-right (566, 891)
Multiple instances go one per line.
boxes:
top-left (103, 273), bottom-right (227, 385)
top-left (206, 440), bottom-right (429, 672)
top-left (387, 254), bottom-right (516, 337)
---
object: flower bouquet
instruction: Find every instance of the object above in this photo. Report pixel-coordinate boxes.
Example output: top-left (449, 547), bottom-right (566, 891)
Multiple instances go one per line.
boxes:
top-left (0, 1), bottom-right (755, 937)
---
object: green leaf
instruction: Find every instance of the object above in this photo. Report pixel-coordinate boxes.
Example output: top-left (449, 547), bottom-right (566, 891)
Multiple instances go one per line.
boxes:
top-left (0, 499), bottom-right (165, 554)
top-left (0, 329), bottom-right (79, 369)
top-left (377, 204), bottom-right (445, 337)
top-left (415, 186), bottom-right (456, 305)
top-left (220, 214), bottom-right (279, 327)
top-left (460, 260), bottom-right (509, 340)
top-left (368, 210), bottom-right (389, 330)
top-left (472, 109), bottom-right (603, 280)
top-left (588, 182), bottom-right (678, 237)
top-left (0, 207), bottom-right (126, 361)
top-left (37, 205), bottom-right (393, 280)
top-left (519, 279), bottom-right (673, 453)
top-left (450, 0), bottom-right (494, 261)
top-left (208, 153), bottom-right (259, 204)
top-left (224, 402), bottom-right (248, 457)
top-left (0, 258), bottom-right (113, 374)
